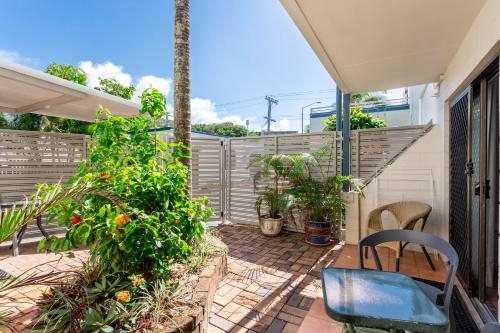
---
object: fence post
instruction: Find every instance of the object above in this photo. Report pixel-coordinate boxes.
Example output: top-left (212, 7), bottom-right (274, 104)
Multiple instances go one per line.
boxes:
top-left (342, 93), bottom-right (351, 191)
top-left (356, 131), bottom-right (360, 178)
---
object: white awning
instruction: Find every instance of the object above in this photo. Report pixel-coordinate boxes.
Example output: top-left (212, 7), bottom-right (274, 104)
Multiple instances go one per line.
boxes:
top-left (0, 61), bottom-right (140, 121)
top-left (280, 0), bottom-right (486, 93)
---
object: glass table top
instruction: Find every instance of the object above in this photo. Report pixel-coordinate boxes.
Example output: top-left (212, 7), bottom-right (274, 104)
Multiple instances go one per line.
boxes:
top-left (321, 268), bottom-right (448, 332)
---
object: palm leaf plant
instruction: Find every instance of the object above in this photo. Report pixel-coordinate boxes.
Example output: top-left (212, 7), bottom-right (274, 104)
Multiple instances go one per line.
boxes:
top-left (250, 154), bottom-right (291, 236)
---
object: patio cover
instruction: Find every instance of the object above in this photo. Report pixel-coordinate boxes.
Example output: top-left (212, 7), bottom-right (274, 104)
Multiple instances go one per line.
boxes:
top-left (280, 0), bottom-right (486, 93)
top-left (0, 61), bottom-right (139, 121)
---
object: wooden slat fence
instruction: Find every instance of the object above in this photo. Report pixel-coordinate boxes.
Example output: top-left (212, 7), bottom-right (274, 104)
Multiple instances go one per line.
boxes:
top-left (159, 134), bottom-right (225, 221)
top-left (227, 132), bottom-right (342, 225)
top-left (227, 125), bottom-right (431, 226)
top-left (0, 129), bottom-right (89, 241)
top-left (0, 129), bottom-right (88, 203)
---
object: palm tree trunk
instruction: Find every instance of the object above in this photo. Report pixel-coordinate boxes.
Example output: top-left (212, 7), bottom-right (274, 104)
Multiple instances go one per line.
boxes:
top-left (174, 0), bottom-right (191, 169)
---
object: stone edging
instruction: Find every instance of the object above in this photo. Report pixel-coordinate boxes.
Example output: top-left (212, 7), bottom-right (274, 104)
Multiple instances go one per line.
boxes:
top-left (163, 254), bottom-right (227, 333)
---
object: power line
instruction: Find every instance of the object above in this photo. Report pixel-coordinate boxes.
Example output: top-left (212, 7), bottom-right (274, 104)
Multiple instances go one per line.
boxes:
top-left (213, 88), bottom-right (336, 108)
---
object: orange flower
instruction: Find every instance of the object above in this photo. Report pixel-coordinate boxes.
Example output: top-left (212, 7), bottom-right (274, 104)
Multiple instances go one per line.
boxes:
top-left (115, 290), bottom-right (131, 303)
top-left (115, 214), bottom-right (130, 228)
top-left (70, 215), bottom-right (81, 225)
top-left (131, 275), bottom-right (145, 287)
top-left (99, 172), bottom-right (111, 181)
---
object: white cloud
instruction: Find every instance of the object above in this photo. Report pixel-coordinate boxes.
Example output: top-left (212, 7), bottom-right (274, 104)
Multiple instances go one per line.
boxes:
top-left (78, 60), bottom-right (172, 104)
top-left (79, 61), bottom-right (132, 89)
top-left (0, 49), bottom-right (36, 65)
top-left (272, 118), bottom-right (290, 131)
top-left (191, 97), bottom-right (248, 125)
top-left (134, 75), bottom-right (172, 103)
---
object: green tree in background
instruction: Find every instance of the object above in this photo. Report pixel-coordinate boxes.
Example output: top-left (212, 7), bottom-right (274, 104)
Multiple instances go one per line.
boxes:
top-left (192, 122), bottom-right (248, 137)
top-left (95, 78), bottom-right (135, 100)
top-left (323, 106), bottom-right (387, 131)
top-left (9, 113), bottom-right (42, 131)
top-left (45, 61), bottom-right (87, 85)
top-left (0, 113), bottom-right (8, 129)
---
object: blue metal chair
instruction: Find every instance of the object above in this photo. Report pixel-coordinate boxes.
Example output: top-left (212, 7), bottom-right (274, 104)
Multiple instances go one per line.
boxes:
top-left (482, 322), bottom-right (500, 333)
top-left (358, 230), bottom-right (458, 319)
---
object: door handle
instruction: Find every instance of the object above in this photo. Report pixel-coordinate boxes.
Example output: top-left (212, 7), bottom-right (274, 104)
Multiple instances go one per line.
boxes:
top-left (473, 180), bottom-right (491, 198)
top-left (474, 182), bottom-right (481, 196)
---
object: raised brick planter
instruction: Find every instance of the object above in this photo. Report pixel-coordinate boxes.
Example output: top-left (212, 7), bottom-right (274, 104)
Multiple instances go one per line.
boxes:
top-left (160, 254), bottom-right (227, 333)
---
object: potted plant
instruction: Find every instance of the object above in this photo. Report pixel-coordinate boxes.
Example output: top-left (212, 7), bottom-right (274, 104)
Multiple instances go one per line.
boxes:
top-left (279, 149), bottom-right (364, 246)
top-left (255, 188), bottom-right (285, 236)
top-left (293, 176), bottom-right (349, 246)
top-left (251, 154), bottom-right (289, 236)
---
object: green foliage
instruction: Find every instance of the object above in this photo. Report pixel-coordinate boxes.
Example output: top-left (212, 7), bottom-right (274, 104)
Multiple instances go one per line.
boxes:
top-left (33, 261), bottom-right (152, 332)
top-left (251, 149), bottom-right (363, 223)
top-left (251, 154), bottom-right (291, 219)
top-left (38, 88), bottom-right (213, 277)
top-left (280, 150), bottom-right (363, 222)
top-left (45, 61), bottom-right (87, 86)
top-left (0, 113), bottom-right (8, 129)
top-left (192, 122), bottom-right (248, 137)
top-left (9, 113), bottom-right (42, 131)
top-left (96, 78), bottom-right (136, 100)
top-left (323, 106), bottom-right (386, 131)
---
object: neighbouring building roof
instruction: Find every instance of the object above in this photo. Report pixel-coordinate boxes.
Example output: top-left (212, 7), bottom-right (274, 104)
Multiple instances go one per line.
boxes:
top-left (280, 0), bottom-right (486, 93)
top-left (0, 61), bottom-right (140, 121)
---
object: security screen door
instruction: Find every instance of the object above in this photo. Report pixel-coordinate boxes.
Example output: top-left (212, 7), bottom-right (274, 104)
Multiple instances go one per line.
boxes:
top-left (450, 57), bottom-right (498, 317)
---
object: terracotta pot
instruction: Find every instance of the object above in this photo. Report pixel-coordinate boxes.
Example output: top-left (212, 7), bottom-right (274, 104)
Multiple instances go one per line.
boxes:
top-left (304, 220), bottom-right (332, 247)
top-left (259, 215), bottom-right (283, 236)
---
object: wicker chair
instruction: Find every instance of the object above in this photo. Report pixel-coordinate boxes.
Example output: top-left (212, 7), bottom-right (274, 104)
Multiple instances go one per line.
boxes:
top-left (366, 201), bottom-right (433, 271)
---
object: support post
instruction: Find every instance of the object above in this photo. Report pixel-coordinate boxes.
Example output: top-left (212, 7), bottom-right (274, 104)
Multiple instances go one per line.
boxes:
top-left (342, 93), bottom-right (351, 190)
top-left (336, 87), bottom-right (342, 132)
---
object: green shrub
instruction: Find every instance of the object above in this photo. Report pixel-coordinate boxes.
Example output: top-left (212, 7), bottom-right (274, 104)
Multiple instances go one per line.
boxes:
top-left (41, 88), bottom-right (213, 277)
top-left (323, 106), bottom-right (386, 131)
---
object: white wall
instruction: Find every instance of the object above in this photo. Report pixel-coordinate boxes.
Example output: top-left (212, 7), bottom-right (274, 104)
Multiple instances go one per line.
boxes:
top-left (416, 0), bottom-right (500, 247)
top-left (345, 126), bottom-right (444, 244)
top-left (350, 0), bottom-right (500, 245)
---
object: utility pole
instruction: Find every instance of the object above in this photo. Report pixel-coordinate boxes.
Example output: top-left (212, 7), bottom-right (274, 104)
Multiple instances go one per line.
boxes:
top-left (246, 119), bottom-right (250, 136)
top-left (264, 96), bottom-right (278, 135)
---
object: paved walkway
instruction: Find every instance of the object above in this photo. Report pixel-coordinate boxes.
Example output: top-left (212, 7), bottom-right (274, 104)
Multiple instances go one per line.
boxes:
top-left (0, 225), bottom-right (447, 333)
top-left (0, 244), bottom-right (88, 332)
top-left (208, 225), bottom-right (343, 333)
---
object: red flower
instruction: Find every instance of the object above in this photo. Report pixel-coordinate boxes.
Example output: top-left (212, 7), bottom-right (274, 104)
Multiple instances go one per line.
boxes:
top-left (119, 229), bottom-right (125, 235)
top-left (107, 232), bottom-right (114, 239)
top-left (100, 172), bottom-right (111, 181)
top-left (70, 215), bottom-right (81, 225)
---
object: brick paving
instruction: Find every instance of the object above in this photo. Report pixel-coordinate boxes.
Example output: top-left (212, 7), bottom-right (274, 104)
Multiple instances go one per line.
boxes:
top-left (0, 225), bottom-right (447, 333)
top-left (0, 243), bottom-right (88, 332)
top-left (0, 225), bottom-right (339, 333)
top-left (208, 225), bottom-right (343, 333)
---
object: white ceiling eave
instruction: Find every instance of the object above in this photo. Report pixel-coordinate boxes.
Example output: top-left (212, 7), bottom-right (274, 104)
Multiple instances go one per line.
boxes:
top-left (280, 0), bottom-right (486, 93)
top-left (0, 61), bottom-right (140, 121)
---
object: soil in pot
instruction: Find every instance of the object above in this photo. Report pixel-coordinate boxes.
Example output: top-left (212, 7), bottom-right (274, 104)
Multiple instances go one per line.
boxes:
top-left (260, 215), bottom-right (283, 236)
top-left (304, 220), bottom-right (332, 247)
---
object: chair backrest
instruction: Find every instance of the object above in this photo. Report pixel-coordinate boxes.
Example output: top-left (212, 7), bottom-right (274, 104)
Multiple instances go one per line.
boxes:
top-left (368, 201), bottom-right (432, 232)
top-left (385, 201), bottom-right (432, 223)
top-left (482, 322), bottom-right (500, 333)
top-left (358, 229), bottom-right (458, 314)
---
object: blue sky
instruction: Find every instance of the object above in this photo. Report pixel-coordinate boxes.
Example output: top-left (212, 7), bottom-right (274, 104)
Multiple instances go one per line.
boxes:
top-left (0, 0), bottom-right (364, 131)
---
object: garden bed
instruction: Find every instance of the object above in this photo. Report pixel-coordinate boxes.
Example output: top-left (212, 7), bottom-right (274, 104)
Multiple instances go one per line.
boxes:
top-left (154, 253), bottom-right (227, 333)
